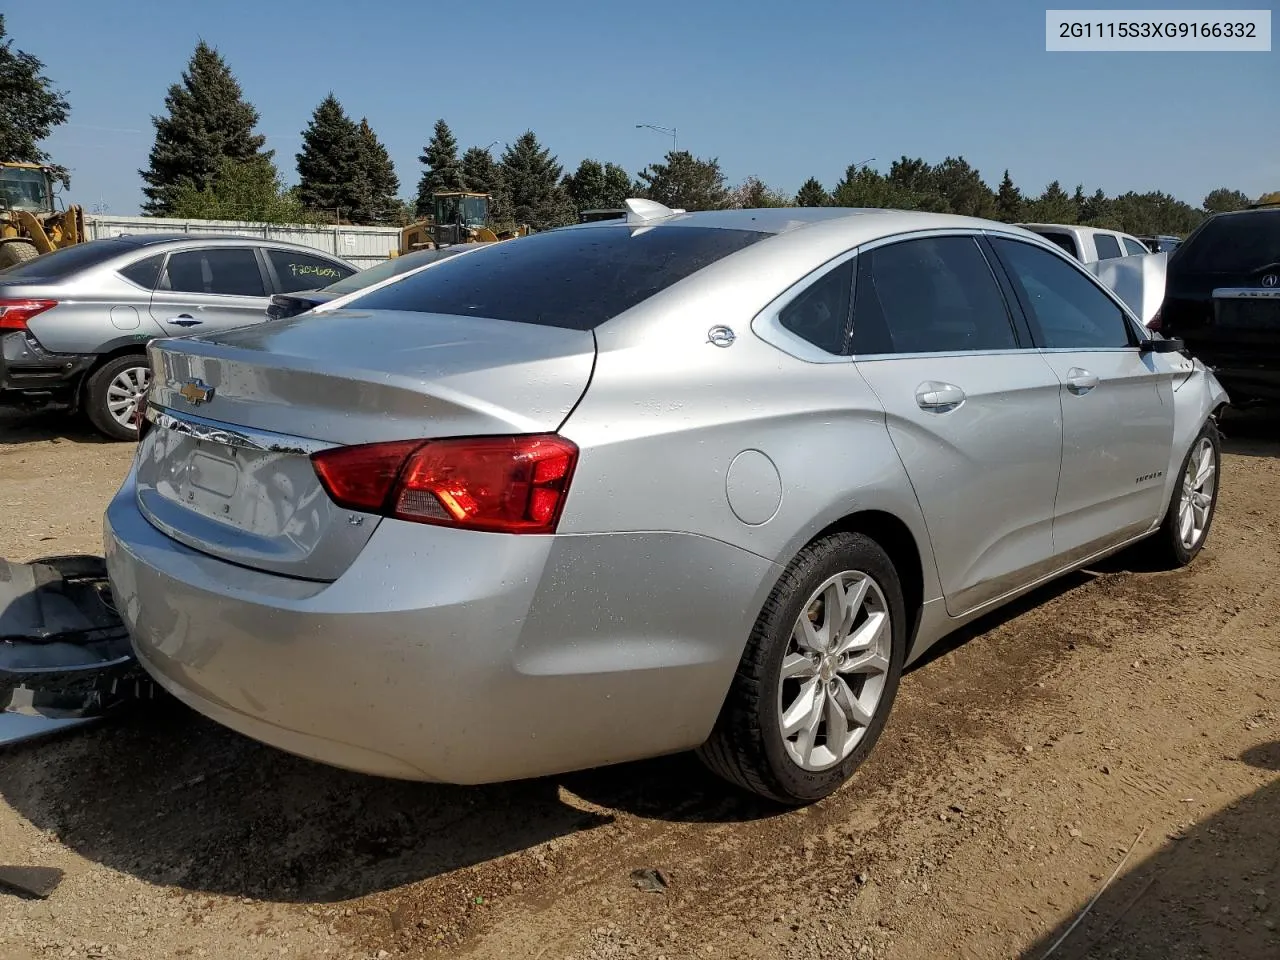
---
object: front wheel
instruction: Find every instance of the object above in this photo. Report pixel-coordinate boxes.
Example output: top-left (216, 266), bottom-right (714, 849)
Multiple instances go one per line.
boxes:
top-left (84, 355), bottom-right (150, 442)
top-left (697, 532), bottom-right (907, 805)
top-left (0, 241), bottom-right (39, 268)
top-left (1145, 420), bottom-right (1221, 568)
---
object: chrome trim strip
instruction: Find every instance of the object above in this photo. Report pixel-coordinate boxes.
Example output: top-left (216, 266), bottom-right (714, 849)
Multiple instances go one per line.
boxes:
top-left (1212, 287), bottom-right (1280, 300)
top-left (145, 404), bottom-right (335, 455)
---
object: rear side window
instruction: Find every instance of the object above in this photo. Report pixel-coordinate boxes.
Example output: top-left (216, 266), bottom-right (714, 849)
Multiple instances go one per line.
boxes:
top-left (992, 237), bottom-right (1132, 349)
top-left (0, 239), bottom-right (139, 279)
top-left (778, 259), bottom-right (854, 354)
top-left (851, 236), bottom-right (1018, 355)
top-left (269, 250), bottom-right (352, 293)
top-left (346, 226), bottom-right (770, 330)
top-left (1037, 232), bottom-right (1078, 259)
top-left (119, 254), bottom-right (164, 290)
top-left (1174, 211), bottom-right (1280, 273)
top-left (164, 248), bottom-right (266, 297)
top-left (1093, 234), bottom-right (1122, 260)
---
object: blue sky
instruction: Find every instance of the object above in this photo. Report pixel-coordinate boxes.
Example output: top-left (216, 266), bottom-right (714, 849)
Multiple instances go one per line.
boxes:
top-left (9, 0), bottom-right (1278, 215)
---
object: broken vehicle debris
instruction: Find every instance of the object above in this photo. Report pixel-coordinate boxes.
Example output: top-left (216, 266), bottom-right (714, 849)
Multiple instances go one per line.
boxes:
top-left (0, 554), bottom-right (153, 747)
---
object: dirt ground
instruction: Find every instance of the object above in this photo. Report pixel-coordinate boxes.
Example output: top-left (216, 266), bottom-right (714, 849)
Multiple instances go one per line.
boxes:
top-left (1, 406), bottom-right (1277, 960)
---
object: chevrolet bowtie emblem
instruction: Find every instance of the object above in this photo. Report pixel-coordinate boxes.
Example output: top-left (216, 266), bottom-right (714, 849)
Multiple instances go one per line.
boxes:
top-left (178, 379), bottom-right (214, 405)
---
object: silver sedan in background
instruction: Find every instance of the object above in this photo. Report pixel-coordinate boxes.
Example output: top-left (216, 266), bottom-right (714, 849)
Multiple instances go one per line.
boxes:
top-left (104, 201), bottom-right (1226, 805)
top-left (0, 235), bottom-right (356, 439)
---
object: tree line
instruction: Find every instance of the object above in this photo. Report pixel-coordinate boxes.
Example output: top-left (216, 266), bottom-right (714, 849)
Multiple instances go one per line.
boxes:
top-left (3, 24), bottom-right (1277, 236)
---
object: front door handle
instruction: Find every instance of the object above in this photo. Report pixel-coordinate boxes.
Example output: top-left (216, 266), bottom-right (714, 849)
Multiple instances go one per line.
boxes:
top-left (1065, 367), bottom-right (1100, 394)
top-left (915, 381), bottom-right (966, 413)
top-left (167, 314), bottom-right (202, 327)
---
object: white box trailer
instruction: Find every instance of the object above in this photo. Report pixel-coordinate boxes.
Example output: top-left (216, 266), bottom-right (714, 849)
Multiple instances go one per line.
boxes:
top-left (84, 215), bottom-right (399, 268)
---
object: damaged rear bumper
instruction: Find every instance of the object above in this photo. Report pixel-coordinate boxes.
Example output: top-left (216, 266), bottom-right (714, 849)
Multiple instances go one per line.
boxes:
top-left (1, 554), bottom-right (153, 747)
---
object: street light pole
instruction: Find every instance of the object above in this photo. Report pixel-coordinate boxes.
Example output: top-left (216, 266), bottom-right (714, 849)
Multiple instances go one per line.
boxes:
top-left (635, 123), bottom-right (678, 151)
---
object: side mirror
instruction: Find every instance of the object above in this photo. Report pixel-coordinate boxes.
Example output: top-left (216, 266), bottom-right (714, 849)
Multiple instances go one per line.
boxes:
top-left (1140, 336), bottom-right (1185, 354)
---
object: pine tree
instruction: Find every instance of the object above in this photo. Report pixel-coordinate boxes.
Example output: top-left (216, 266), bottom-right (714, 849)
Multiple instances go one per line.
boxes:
top-left (994, 170), bottom-right (1023, 222)
top-left (140, 41), bottom-right (270, 216)
top-left (1081, 188), bottom-right (1112, 226)
top-left (1029, 180), bottom-right (1077, 223)
top-left (795, 177), bottom-right (829, 207)
top-left (461, 146), bottom-right (499, 194)
top-left (499, 131), bottom-right (575, 230)
top-left (352, 118), bottom-right (399, 224)
top-left (415, 119), bottom-right (464, 215)
top-left (0, 14), bottom-right (71, 181)
top-left (563, 159), bottom-right (631, 213)
top-left (831, 163), bottom-right (898, 208)
top-left (634, 150), bottom-right (731, 211)
top-left (1202, 188), bottom-right (1253, 214)
top-left (295, 94), bottom-right (364, 221)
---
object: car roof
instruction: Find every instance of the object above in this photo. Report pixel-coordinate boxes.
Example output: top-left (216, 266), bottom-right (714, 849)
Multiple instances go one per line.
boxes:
top-left (91, 233), bottom-right (349, 257)
top-left (561, 206), bottom-right (1035, 239)
top-left (1206, 206), bottom-right (1280, 220)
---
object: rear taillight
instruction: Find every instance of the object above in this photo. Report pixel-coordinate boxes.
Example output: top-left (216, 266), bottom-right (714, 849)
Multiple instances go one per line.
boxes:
top-left (1147, 307), bottom-right (1162, 331)
top-left (311, 434), bottom-right (579, 534)
top-left (0, 299), bottom-right (56, 331)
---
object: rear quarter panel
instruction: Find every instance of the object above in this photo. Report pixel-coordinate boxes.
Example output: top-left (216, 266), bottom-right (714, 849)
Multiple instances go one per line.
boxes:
top-left (556, 228), bottom-right (943, 610)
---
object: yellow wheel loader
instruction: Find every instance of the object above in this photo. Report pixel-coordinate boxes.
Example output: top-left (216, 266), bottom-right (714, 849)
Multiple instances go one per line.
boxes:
top-left (0, 163), bottom-right (86, 268)
top-left (393, 191), bottom-right (530, 257)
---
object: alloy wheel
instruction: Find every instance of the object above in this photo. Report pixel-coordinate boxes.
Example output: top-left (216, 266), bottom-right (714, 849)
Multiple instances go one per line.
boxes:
top-left (1178, 437), bottom-right (1217, 551)
top-left (777, 570), bottom-right (892, 772)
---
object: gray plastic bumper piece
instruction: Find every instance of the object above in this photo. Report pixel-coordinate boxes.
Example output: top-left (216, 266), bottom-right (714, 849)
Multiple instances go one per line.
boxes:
top-left (1, 554), bottom-right (154, 747)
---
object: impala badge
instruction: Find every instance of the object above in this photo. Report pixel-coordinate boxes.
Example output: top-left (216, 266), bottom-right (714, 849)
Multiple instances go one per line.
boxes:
top-left (178, 379), bottom-right (214, 405)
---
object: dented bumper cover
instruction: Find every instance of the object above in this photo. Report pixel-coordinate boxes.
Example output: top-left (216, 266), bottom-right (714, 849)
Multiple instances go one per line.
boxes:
top-left (0, 554), bottom-right (153, 747)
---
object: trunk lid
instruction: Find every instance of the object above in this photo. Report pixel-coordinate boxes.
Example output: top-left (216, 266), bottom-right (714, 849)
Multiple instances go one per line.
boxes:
top-left (136, 309), bottom-right (596, 581)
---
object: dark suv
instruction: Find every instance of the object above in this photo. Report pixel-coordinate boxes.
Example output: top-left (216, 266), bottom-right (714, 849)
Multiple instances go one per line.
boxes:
top-left (1157, 206), bottom-right (1280, 404)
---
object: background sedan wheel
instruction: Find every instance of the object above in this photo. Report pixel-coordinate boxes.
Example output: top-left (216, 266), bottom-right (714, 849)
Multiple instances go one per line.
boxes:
top-left (1143, 419), bottom-right (1221, 568)
top-left (698, 531), bottom-right (906, 805)
top-left (84, 356), bottom-right (151, 442)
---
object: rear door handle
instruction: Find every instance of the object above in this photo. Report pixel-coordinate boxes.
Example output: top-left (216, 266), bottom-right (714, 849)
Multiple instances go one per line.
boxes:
top-left (1065, 367), bottom-right (1100, 394)
top-left (167, 314), bottom-right (201, 327)
top-left (915, 381), bottom-right (966, 413)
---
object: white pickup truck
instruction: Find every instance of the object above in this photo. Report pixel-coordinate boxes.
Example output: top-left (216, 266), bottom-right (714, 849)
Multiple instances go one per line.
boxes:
top-left (1017, 223), bottom-right (1152, 263)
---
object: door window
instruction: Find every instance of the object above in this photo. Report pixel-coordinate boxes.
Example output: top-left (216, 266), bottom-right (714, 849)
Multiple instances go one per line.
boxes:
top-left (164, 248), bottom-right (266, 297)
top-left (268, 250), bottom-right (353, 293)
top-left (776, 258), bottom-right (854, 354)
top-left (1122, 237), bottom-right (1149, 257)
top-left (992, 237), bottom-right (1133, 349)
top-left (1093, 234), bottom-right (1123, 260)
top-left (851, 236), bottom-right (1018, 355)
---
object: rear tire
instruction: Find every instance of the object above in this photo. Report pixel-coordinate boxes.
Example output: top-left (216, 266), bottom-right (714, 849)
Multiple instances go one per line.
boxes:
top-left (1143, 419), bottom-right (1221, 568)
top-left (697, 532), bottom-right (907, 805)
top-left (0, 241), bottom-right (39, 268)
top-left (84, 355), bottom-right (150, 442)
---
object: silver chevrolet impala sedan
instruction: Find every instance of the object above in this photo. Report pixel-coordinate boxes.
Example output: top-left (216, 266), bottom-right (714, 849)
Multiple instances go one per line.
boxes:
top-left (104, 201), bottom-right (1227, 805)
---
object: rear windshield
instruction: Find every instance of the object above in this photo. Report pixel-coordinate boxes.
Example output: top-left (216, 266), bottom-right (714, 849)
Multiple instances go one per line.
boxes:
top-left (0, 239), bottom-right (140, 279)
top-left (323, 246), bottom-right (471, 296)
top-left (1036, 231), bottom-right (1078, 259)
top-left (344, 225), bottom-right (770, 330)
top-left (1174, 211), bottom-right (1280, 274)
